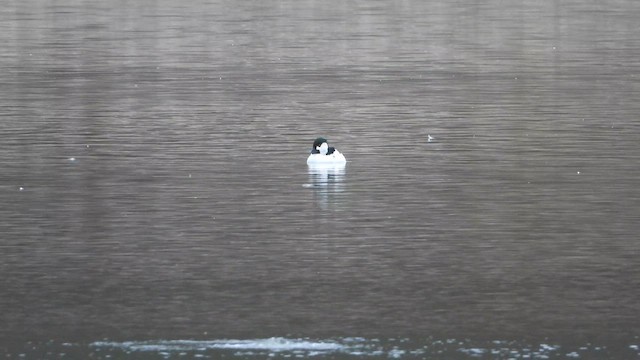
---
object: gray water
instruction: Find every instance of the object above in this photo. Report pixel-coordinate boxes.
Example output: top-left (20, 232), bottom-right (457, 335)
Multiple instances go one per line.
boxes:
top-left (2, 0), bottom-right (640, 358)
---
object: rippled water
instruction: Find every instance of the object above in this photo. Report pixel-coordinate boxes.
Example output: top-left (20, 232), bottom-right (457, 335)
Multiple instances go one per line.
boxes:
top-left (2, 0), bottom-right (640, 358)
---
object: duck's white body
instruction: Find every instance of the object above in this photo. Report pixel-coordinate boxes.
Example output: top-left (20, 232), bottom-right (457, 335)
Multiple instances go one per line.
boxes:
top-left (306, 150), bottom-right (346, 165)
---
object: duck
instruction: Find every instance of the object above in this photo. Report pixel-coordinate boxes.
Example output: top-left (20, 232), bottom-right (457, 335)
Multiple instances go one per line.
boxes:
top-left (306, 137), bottom-right (346, 165)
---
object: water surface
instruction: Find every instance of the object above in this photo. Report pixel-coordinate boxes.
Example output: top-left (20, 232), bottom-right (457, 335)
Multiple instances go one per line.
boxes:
top-left (1, 0), bottom-right (639, 358)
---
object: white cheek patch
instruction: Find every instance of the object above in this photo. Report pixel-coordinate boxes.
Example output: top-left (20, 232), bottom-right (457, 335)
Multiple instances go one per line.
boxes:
top-left (318, 143), bottom-right (329, 155)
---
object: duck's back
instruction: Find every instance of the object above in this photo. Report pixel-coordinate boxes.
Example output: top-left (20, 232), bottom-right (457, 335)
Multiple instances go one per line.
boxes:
top-left (307, 150), bottom-right (346, 165)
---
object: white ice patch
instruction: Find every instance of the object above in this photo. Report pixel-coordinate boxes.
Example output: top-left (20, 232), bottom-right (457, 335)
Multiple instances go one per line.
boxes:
top-left (540, 343), bottom-right (559, 351)
top-left (92, 338), bottom-right (347, 354)
top-left (458, 347), bottom-right (486, 357)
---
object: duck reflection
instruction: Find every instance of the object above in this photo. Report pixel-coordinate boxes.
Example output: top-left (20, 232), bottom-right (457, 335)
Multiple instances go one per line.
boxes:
top-left (307, 163), bottom-right (346, 210)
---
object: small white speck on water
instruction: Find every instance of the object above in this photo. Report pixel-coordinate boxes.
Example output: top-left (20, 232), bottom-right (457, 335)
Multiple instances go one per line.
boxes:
top-left (577, 171), bottom-right (580, 174)
top-left (19, 187), bottom-right (25, 191)
top-left (68, 157), bottom-right (76, 162)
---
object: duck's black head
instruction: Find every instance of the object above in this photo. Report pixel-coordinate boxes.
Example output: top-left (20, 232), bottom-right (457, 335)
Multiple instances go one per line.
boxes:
top-left (311, 137), bottom-right (327, 154)
top-left (311, 137), bottom-right (337, 155)
top-left (313, 137), bottom-right (327, 149)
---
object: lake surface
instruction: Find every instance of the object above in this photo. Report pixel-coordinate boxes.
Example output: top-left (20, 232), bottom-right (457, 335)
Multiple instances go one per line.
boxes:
top-left (1, 0), bottom-right (639, 358)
